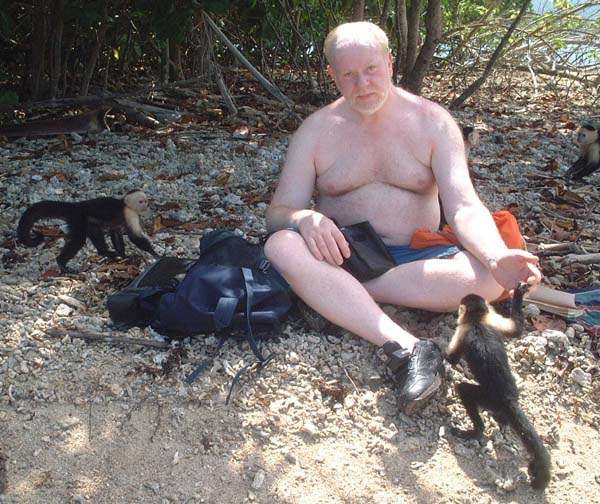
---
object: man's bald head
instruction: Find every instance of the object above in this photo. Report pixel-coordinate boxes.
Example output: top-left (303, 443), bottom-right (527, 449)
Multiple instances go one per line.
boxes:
top-left (323, 22), bottom-right (390, 68)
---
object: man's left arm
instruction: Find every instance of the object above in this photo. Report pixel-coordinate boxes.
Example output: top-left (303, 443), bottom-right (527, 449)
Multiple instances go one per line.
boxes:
top-left (430, 108), bottom-right (541, 291)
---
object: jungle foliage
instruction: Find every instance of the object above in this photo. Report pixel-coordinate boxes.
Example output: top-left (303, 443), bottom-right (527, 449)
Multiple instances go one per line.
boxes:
top-left (0, 0), bottom-right (598, 107)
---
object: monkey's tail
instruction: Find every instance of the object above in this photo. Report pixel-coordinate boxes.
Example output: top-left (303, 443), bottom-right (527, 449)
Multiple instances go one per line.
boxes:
top-left (505, 401), bottom-right (551, 490)
top-left (17, 201), bottom-right (74, 246)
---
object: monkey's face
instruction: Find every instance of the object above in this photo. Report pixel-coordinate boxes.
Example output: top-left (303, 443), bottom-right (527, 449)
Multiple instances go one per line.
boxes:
top-left (458, 294), bottom-right (489, 323)
top-left (124, 191), bottom-right (151, 216)
top-left (467, 130), bottom-right (480, 149)
top-left (577, 125), bottom-right (598, 147)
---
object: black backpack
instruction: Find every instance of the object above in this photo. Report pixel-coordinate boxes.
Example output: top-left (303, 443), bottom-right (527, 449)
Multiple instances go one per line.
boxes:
top-left (107, 230), bottom-right (292, 384)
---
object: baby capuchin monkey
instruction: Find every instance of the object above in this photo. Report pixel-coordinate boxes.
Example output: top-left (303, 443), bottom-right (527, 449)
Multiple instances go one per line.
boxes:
top-left (565, 123), bottom-right (600, 182)
top-left (17, 190), bottom-right (159, 272)
top-left (446, 283), bottom-right (551, 490)
top-left (462, 125), bottom-right (481, 159)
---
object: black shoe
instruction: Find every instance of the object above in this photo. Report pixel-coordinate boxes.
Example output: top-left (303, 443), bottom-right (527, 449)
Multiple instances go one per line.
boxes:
top-left (397, 340), bottom-right (444, 415)
top-left (377, 341), bottom-right (412, 384)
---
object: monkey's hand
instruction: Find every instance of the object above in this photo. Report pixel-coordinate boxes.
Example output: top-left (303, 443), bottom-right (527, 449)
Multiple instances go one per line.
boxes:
top-left (513, 281), bottom-right (530, 300)
top-left (488, 250), bottom-right (542, 291)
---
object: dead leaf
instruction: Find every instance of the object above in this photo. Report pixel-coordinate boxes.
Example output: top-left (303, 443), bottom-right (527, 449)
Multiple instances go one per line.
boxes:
top-left (158, 218), bottom-right (183, 228)
top-left (97, 173), bottom-right (125, 182)
top-left (35, 226), bottom-right (63, 238)
top-left (531, 314), bottom-right (567, 332)
top-left (180, 221), bottom-right (211, 230)
top-left (41, 269), bottom-right (61, 280)
top-left (540, 159), bottom-right (560, 172)
top-left (44, 171), bottom-right (67, 180)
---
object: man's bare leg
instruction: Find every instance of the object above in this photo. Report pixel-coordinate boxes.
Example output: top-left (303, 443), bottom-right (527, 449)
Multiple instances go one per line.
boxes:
top-left (264, 230), bottom-right (419, 350)
top-left (364, 251), bottom-right (504, 311)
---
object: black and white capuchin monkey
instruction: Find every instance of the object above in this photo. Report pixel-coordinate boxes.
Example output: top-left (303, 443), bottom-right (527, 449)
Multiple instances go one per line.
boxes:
top-left (565, 123), bottom-right (600, 182)
top-left (17, 189), bottom-right (159, 272)
top-left (446, 283), bottom-right (552, 490)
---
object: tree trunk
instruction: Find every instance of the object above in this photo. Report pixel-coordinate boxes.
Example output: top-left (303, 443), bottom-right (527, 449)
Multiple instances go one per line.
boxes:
top-left (49, 0), bottom-right (64, 99)
top-left (80, 1), bottom-right (108, 96)
top-left (393, 0), bottom-right (408, 82)
top-left (450, 0), bottom-right (532, 108)
top-left (379, 0), bottom-right (391, 27)
top-left (401, 0), bottom-right (441, 94)
top-left (161, 39), bottom-right (170, 84)
top-left (352, 0), bottom-right (365, 21)
top-left (29, 0), bottom-right (49, 100)
top-left (170, 40), bottom-right (185, 81)
top-left (404, 0), bottom-right (422, 75)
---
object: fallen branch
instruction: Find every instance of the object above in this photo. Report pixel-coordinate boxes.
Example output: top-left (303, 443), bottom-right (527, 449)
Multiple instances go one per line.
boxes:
top-left (536, 242), bottom-right (579, 256)
top-left (45, 328), bottom-right (170, 349)
top-left (0, 108), bottom-right (109, 137)
top-left (561, 253), bottom-right (600, 265)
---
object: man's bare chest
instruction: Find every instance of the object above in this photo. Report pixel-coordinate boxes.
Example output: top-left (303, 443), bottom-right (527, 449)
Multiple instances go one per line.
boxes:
top-left (315, 135), bottom-right (435, 196)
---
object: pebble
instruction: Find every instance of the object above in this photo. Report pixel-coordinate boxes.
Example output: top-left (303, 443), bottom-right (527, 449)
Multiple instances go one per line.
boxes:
top-left (570, 367), bottom-right (592, 387)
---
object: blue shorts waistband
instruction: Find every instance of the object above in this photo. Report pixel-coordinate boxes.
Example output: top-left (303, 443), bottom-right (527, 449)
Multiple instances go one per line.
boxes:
top-left (386, 244), bottom-right (462, 265)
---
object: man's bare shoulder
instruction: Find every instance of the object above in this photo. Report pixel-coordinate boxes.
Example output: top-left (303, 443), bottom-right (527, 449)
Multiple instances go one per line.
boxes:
top-left (405, 91), bottom-right (454, 122)
top-left (299, 99), bottom-right (346, 132)
top-left (287, 100), bottom-right (346, 155)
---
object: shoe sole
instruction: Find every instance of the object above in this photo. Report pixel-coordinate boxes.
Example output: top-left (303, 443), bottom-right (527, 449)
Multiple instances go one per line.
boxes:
top-left (399, 369), bottom-right (444, 416)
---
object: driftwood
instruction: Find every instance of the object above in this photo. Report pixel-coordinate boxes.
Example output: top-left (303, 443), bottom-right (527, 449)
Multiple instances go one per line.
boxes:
top-left (0, 108), bottom-right (110, 138)
top-left (112, 98), bottom-right (181, 122)
top-left (562, 253), bottom-right (600, 265)
top-left (536, 242), bottom-right (580, 255)
top-left (45, 328), bottom-right (170, 349)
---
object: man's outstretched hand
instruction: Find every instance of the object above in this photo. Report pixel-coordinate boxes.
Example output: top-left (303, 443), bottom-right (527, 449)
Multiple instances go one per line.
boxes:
top-left (489, 249), bottom-right (542, 292)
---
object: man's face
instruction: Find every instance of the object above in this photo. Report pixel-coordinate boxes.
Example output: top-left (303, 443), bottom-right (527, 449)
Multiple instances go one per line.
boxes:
top-left (328, 44), bottom-right (393, 116)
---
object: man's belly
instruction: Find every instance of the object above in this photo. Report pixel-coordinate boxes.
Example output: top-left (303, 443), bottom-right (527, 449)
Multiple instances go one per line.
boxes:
top-left (316, 182), bottom-right (440, 245)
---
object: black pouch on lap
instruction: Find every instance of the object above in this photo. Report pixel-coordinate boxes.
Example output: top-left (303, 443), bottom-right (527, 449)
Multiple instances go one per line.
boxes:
top-left (338, 221), bottom-right (396, 282)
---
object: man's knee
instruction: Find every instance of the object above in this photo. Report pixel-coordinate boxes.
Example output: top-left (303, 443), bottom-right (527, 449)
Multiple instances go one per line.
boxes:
top-left (264, 229), bottom-right (304, 268)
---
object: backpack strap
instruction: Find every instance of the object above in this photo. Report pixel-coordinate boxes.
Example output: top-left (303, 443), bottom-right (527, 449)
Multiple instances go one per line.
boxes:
top-left (186, 267), bottom-right (272, 386)
top-left (184, 334), bottom-right (228, 384)
top-left (241, 267), bottom-right (269, 363)
top-left (213, 297), bottom-right (238, 330)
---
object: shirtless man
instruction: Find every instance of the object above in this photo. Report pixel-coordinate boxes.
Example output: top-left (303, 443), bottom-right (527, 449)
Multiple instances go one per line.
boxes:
top-left (264, 21), bottom-right (541, 413)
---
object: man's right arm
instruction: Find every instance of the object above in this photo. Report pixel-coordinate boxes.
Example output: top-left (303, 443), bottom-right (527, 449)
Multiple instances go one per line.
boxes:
top-left (266, 117), bottom-right (350, 265)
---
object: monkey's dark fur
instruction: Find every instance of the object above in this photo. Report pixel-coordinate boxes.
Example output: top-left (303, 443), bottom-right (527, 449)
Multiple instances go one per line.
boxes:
top-left (446, 284), bottom-right (551, 490)
top-left (17, 190), bottom-right (158, 272)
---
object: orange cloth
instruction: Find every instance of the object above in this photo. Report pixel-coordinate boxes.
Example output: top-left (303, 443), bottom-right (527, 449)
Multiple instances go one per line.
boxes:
top-left (410, 210), bottom-right (525, 302)
top-left (410, 210), bottom-right (525, 251)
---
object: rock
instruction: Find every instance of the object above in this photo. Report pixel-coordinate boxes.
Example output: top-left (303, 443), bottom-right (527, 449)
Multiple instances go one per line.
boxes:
top-left (570, 367), bottom-right (592, 387)
top-left (251, 469), bottom-right (265, 490)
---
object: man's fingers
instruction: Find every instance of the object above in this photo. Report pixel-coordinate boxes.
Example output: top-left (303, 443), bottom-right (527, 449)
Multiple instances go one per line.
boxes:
top-left (314, 235), bottom-right (337, 265)
top-left (306, 237), bottom-right (324, 262)
top-left (332, 228), bottom-right (351, 259)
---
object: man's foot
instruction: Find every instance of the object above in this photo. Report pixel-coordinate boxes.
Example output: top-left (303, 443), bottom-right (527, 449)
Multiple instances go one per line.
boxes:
top-left (397, 340), bottom-right (444, 415)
